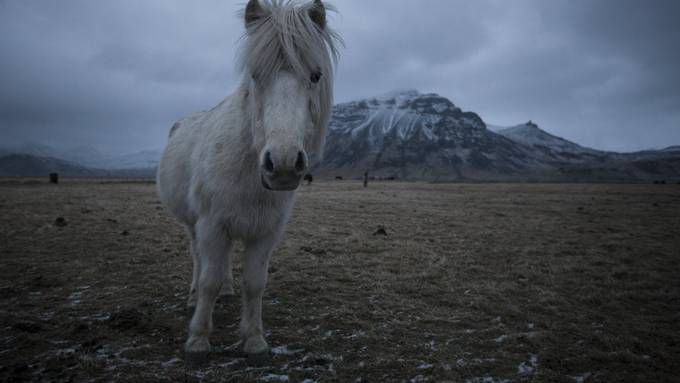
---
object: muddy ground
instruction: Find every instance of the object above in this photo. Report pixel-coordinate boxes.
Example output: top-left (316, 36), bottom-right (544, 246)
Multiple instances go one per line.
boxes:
top-left (0, 179), bottom-right (679, 382)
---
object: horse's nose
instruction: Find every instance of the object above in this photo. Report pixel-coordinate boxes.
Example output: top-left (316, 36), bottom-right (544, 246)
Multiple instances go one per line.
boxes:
top-left (263, 151), bottom-right (275, 174)
top-left (262, 150), bottom-right (307, 175)
top-left (294, 151), bottom-right (307, 175)
top-left (260, 150), bottom-right (307, 191)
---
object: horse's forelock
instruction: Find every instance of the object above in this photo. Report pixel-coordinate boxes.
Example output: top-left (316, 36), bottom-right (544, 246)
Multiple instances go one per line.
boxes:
top-left (238, 0), bottom-right (342, 163)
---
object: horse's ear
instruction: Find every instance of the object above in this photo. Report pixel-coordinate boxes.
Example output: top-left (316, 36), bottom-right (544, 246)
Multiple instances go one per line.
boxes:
top-left (245, 0), bottom-right (265, 28)
top-left (309, 0), bottom-right (326, 29)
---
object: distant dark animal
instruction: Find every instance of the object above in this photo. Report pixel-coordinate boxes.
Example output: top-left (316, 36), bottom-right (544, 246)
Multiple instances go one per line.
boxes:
top-left (304, 173), bottom-right (313, 185)
top-left (49, 173), bottom-right (59, 184)
top-left (157, 0), bottom-right (340, 367)
top-left (335, 176), bottom-right (343, 180)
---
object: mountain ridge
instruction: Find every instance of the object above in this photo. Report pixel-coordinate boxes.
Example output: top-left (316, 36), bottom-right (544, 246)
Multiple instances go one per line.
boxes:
top-left (315, 90), bottom-right (680, 181)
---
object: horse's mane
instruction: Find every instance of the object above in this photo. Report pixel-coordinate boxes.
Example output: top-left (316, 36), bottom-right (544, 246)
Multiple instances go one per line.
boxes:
top-left (238, 0), bottom-right (342, 162)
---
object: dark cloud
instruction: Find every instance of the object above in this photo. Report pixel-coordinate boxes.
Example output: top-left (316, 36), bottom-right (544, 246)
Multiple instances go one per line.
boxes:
top-left (0, 0), bottom-right (678, 153)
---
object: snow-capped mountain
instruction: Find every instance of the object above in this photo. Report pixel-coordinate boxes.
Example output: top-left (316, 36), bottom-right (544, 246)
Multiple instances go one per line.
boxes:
top-left (317, 90), bottom-right (546, 179)
top-left (316, 90), bottom-right (680, 180)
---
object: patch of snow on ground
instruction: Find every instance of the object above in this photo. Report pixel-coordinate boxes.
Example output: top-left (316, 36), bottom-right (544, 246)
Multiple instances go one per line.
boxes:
top-left (465, 377), bottom-right (510, 383)
top-left (345, 330), bottom-right (367, 340)
top-left (417, 362), bottom-right (433, 369)
top-left (271, 345), bottom-right (304, 355)
top-left (260, 374), bottom-right (290, 382)
top-left (518, 354), bottom-right (539, 376)
top-left (571, 372), bottom-right (592, 383)
top-left (410, 375), bottom-right (429, 383)
top-left (68, 291), bottom-right (83, 306)
top-left (161, 357), bottom-right (181, 367)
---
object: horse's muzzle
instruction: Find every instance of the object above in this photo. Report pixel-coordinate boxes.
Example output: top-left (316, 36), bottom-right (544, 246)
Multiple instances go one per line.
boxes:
top-left (261, 173), bottom-right (301, 191)
top-left (259, 149), bottom-right (306, 191)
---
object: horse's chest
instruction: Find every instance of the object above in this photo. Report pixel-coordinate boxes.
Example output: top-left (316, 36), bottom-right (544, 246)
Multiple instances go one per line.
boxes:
top-left (218, 189), bottom-right (295, 239)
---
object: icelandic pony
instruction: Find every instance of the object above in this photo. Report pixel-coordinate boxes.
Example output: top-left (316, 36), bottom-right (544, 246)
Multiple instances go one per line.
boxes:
top-left (157, 0), bottom-right (340, 366)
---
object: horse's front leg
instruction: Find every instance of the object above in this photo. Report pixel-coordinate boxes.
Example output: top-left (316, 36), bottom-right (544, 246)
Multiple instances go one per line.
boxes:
top-left (240, 233), bottom-right (279, 362)
top-left (185, 218), bottom-right (231, 366)
top-left (219, 253), bottom-right (235, 300)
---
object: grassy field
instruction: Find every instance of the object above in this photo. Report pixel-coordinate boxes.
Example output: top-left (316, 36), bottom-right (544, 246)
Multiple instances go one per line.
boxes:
top-left (0, 179), bottom-right (679, 382)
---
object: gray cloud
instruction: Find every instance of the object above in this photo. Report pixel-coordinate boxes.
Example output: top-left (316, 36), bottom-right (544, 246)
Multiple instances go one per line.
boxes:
top-left (0, 0), bottom-right (678, 153)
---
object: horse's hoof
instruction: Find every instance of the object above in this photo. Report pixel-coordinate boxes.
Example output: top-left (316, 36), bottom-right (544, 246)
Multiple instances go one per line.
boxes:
top-left (185, 351), bottom-right (209, 369)
top-left (246, 351), bottom-right (271, 367)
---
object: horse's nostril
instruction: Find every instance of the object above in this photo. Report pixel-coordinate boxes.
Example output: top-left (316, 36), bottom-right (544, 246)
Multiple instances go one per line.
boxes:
top-left (263, 151), bottom-right (275, 173)
top-left (295, 151), bottom-right (306, 173)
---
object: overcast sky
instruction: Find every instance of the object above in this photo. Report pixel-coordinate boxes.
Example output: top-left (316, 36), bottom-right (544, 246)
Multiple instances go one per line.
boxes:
top-left (1, 0), bottom-right (679, 154)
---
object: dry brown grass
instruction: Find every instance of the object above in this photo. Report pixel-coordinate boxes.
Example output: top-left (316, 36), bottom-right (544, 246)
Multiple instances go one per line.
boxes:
top-left (0, 179), bottom-right (679, 382)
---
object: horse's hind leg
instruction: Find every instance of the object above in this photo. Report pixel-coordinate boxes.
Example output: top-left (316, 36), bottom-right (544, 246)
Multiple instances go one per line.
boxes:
top-left (187, 226), bottom-right (199, 312)
top-left (185, 218), bottom-right (231, 367)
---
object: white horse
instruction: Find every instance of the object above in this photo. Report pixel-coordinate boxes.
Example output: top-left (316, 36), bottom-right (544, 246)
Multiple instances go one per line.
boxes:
top-left (157, 0), bottom-right (340, 366)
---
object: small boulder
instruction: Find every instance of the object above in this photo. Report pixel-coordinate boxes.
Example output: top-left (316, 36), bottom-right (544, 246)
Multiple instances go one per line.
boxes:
top-left (373, 226), bottom-right (387, 236)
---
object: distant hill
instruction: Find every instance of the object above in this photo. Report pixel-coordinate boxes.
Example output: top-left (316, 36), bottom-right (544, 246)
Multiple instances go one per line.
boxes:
top-left (0, 154), bottom-right (99, 177)
top-left (496, 121), bottom-right (600, 157)
top-left (0, 141), bottom-right (161, 170)
top-left (0, 154), bottom-right (156, 178)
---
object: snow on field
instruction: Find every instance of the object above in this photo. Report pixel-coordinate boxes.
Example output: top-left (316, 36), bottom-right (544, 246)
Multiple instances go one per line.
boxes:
top-left (517, 354), bottom-right (539, 375)
top-left (571, 372), bottom-right (592, 382)
top-left (271, 345), bottom-right (304, 355)
top-left (260, 374), bottom-right (290, 382)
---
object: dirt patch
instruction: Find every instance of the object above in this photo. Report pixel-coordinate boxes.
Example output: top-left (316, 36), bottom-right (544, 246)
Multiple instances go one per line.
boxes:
top-left (1, 179), bottom-right (679, 382)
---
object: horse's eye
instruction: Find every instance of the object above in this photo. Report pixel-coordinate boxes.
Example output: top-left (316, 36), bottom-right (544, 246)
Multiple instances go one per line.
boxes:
top-left (310, 70), bottom-right (322, 84)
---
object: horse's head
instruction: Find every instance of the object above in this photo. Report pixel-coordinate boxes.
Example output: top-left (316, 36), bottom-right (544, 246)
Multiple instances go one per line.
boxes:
top-left (240, 0), bottom-right (340, 191)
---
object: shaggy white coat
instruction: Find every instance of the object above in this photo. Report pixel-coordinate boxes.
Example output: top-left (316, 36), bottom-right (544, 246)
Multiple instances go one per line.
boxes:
top-left (157, 0), bottom-right (340, 358)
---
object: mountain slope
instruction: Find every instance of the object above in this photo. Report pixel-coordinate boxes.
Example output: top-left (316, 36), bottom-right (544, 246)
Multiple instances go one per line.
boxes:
top-left (497, 121), bottom-right (598, 155)
top-left (492, 121), bottom-right (609, 165)
top-left (318, 91), bottom-right (549, 180)
top-left (316, 91), bottom-right (680, 181)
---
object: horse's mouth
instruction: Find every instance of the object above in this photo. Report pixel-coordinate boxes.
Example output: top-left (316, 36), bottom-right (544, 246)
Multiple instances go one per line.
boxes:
top-left (261, 174), bottom-right (274, 191)
top-left (261, 173), bottom-right (299, 192)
